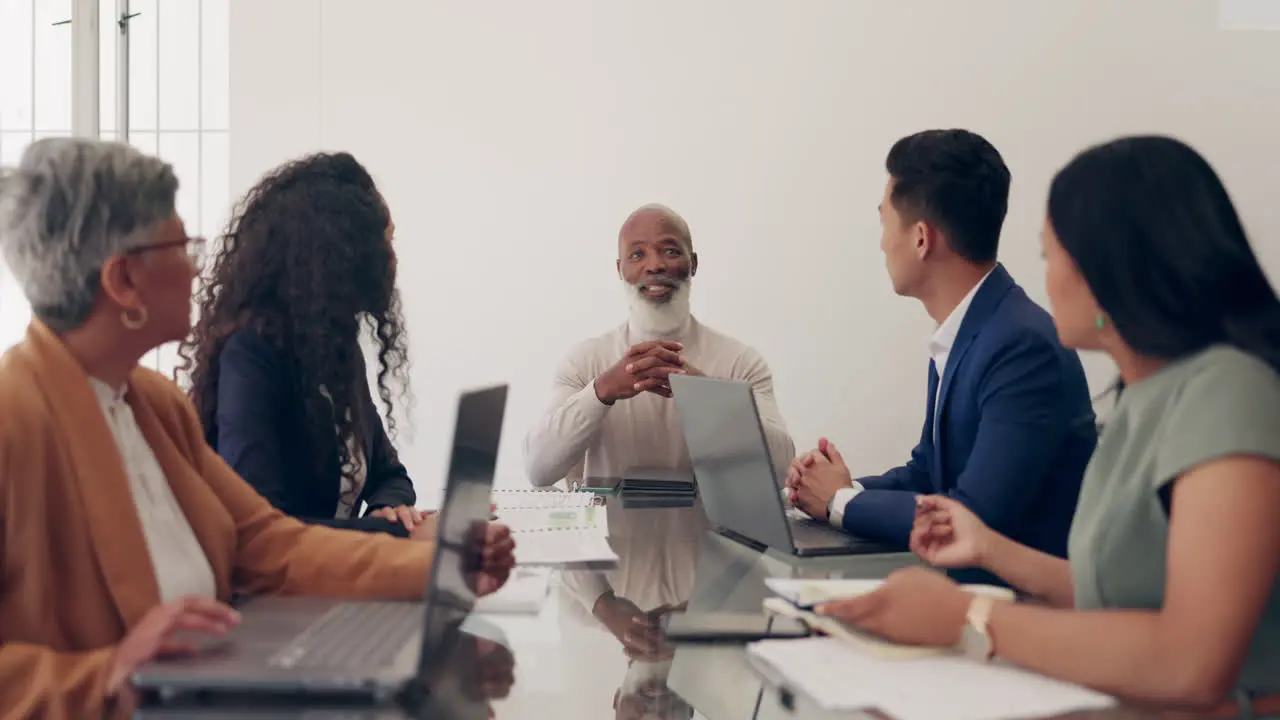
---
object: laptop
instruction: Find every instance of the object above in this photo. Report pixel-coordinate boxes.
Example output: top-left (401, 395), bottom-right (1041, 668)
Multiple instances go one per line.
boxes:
top-left (669, 374), bottom-right (889, 557)
top-left (132, 384), bottom-right (509, 703)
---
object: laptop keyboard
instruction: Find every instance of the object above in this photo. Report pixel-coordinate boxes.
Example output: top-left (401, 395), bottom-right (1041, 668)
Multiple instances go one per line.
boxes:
top-left (790, 517), bottom-right (851, 547)
top-left (267, 601), bottom-right (422, 670)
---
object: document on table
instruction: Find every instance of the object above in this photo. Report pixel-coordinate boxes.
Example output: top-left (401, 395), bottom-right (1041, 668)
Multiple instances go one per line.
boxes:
top-left (474, 567), bottom-right (553, 614)
top-left (497, 502), bottom-right (618, 566)
top-left (761, 579), bottom-right (1018, 660)
top-left (764, 578), bottom-right (1015, 608)
top-left (514, 528), bottom-right (618, 565)
top-left (491, 489), bottom-right (599, 510)
top-left (747, 637), bottom-right (1116, 719)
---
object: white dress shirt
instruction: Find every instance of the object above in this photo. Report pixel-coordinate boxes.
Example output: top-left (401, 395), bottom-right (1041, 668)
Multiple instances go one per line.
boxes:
top-left (827, 269), bottom-right (995, 527)
top-left (91, 378), bottom-right (217, 603)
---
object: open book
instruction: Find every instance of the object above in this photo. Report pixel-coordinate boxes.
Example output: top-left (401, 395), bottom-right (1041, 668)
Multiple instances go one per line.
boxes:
top-left (762, 578), bottom-right (1014, 659)
top-left (751, 577), bottom-right (1113, 717)
top-left (747, 637), bottom-right (1115, 719)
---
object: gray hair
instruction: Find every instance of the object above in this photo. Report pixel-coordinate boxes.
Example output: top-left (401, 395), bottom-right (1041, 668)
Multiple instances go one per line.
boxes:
top-left (0, 138), bottom-right (178, 331)
top-left (621, 203), bottom-right (693, 248)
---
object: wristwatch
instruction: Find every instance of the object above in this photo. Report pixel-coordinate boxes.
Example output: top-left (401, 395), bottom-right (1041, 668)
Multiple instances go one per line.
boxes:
top-left (958, 594), bottom-right (997, 661)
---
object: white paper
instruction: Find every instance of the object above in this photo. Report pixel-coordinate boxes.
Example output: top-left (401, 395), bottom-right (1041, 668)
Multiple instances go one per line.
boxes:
top-left (762, 597), bottom-right (948, 660)
top-left (747, 637), bottom-right (1115, 719)
top-left (514, 528), bottom-right (618, 566)
top-left (492, 490), bottom-right (597, 510)
top-left (765, 578), bottom-right (884, 606)
top-left (764, 578), bottom-right (1015, 608)
top-left (474, 567), bottom-right (552, 614)
top-left (496, 505), bottom-right (607, 534)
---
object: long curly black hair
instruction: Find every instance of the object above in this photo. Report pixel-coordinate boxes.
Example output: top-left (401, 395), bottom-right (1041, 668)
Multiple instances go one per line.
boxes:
top-left (180, 152), bottom-right (411, 484)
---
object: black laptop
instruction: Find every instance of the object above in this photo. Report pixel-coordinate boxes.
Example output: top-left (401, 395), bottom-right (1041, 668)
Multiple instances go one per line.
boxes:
top-left (132, 384), bottom-right (508, 702)
top-left (669, 375), bottom-right (891, 557)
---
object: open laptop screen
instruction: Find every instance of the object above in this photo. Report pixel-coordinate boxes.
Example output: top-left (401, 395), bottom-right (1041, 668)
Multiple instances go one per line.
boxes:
top-left (417, 384), bottom-right (507, 675)
top-left (668, 375), bottom-right (795, 553)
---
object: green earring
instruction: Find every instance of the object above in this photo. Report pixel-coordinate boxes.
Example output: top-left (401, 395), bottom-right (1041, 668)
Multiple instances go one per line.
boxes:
top-left (1095, 313), bottom-right (1107, 330)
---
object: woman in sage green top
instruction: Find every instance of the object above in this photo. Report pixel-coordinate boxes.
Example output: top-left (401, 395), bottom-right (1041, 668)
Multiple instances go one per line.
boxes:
top-left (817, 136), bottom-right (1280, 716)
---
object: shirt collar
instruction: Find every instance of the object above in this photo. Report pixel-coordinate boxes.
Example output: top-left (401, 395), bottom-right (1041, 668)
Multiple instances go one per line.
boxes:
top-left (928, 268), bottom-right (995, 359)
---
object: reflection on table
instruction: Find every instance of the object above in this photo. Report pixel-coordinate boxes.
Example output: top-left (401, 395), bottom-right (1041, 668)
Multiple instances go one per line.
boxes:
top-left (135, 487), bottom-right (1193, 719)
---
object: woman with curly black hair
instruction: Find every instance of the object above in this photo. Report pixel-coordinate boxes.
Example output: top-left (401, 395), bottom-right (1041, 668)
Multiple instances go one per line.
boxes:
top-left (181, 152), bottom-right (427, 537)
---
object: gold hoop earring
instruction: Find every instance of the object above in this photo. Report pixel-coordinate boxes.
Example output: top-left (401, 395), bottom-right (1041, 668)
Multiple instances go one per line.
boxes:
top-left (120, 306), bottom-right (149, 331)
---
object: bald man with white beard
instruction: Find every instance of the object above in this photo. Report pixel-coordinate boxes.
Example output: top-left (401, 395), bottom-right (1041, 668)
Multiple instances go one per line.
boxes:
top-left (524, 204), bottom-right (795, 489)
top-left (524, 204), bottom-right (795, 641)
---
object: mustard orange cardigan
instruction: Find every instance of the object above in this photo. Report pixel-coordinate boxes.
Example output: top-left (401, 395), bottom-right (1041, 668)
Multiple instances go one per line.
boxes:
top-left (0, 322), bottom-right (432, 718)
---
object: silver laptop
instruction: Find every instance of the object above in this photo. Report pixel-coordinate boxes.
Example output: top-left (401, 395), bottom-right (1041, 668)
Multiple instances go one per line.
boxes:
top-left (669, 375), bottom-right (886, 557)
top-left (132, 384), bottom-right (509, 702)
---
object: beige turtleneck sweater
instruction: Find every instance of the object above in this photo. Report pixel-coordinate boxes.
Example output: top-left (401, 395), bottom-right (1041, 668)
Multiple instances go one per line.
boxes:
top-left (524, 316), bottom-right (794, 489)
top-left (526, 316), bottom-right (795, 613)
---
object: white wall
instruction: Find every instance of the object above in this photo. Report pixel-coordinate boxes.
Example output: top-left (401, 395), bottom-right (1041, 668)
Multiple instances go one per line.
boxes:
top-left (230, 0), bottom-right (1280, 504)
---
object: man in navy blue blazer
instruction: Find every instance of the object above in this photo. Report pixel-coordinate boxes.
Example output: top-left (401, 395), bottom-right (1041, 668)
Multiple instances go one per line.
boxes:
top-left (788, 129), bottom-right (1096, 585)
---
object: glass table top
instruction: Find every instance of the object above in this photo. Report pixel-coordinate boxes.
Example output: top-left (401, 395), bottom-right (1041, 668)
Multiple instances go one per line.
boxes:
top-left (131, 489), bottom-right (1191, 719)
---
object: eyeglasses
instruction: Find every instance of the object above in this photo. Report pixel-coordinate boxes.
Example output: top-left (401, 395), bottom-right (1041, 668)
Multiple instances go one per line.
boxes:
top-left (124, 236), bottom-right (208, 265)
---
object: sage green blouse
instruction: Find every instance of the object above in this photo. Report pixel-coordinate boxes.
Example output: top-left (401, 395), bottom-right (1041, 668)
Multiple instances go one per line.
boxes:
top-left (1068, 345), bottom-right (1280, 696)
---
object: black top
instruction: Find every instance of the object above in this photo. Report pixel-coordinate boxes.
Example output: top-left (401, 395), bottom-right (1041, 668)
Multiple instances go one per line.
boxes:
top-left (205, 330), bottom-right (416, 536)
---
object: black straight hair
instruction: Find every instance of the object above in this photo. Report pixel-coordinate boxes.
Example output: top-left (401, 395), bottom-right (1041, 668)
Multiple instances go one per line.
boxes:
top-left (1048, 135), bottom-right (1280, 375)
top-left (885, 129), bottom-right (1011, 265)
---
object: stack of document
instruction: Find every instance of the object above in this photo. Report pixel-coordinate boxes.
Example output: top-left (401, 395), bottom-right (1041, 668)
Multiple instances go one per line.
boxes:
top-left (749, 578), bottom-right (1115, 718)
top-left (491, 491), bottom-right (618, 566)
top-left (747, 637), bottom-right (1115, 719)
top-left (474, 567), bottom-right (553, 614)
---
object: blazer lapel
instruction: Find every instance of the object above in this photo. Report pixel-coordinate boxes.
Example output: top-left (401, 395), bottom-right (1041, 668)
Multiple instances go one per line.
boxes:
top-left (17, 322), bottom-right (160, 628)
top-left (934, 340), bottom-right (974, 489)
top-left (128, 380), bottom-right (234, 601)
top-left (932, 264), bottom-right (1016, 490)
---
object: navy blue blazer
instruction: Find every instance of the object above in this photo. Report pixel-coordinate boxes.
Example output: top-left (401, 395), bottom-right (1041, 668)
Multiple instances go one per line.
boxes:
top-left (839, 264), bottom-right (1096, 585)
top-left (205, 330), bottom-right (416, 537)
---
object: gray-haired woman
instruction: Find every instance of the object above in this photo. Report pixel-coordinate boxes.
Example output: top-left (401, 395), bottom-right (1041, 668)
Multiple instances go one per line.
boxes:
top-left (0, 137), bottom-right (514, 717)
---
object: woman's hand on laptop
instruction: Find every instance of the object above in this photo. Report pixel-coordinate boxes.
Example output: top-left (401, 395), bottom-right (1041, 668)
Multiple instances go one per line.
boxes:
top-left (475, 523), bottom-right (516, 596)
top-left (106, 595), bottom-right (241, 695)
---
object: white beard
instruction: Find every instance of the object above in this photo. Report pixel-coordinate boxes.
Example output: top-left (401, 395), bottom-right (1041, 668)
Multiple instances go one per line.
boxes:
top-left (624, 278), bottom-right (692, 338)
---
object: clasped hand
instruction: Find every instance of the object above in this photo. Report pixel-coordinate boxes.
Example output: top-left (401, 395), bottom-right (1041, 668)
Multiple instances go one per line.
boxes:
top-left (785, 437), bottom-right (853, 520)
top-left (595, 593), bottom-right (682, 661)
top-left (594, 341), bottom-right (702, 404)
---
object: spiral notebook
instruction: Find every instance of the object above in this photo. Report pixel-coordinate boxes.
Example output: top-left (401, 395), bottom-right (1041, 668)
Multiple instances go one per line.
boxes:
top-left (491, 489), bottom-right (600, 510)
top-left (491, 492), bottom-right (617, 566)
